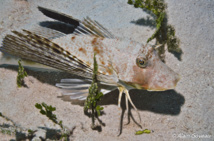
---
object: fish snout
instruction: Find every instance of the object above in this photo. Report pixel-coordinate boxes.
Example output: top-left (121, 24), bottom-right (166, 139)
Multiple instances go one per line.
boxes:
top-left (147, 65), bottom-right (180, 91)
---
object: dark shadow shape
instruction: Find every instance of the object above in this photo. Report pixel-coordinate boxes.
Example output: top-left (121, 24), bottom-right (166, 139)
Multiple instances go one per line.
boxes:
top-left (39, 126), bottom-right (76, 140)
top-left (38, 127), bottom-right (61, 140)
top-left (0, 64), bottom-right (104, 133)
top-left (22, 83), bottom-right (28, 88)
top-left (0, 65), bottom-right (184, 135)
top-left (4, 125), bottom-right (65, 141)
top-left (117, 103), bottom-right (125, 136)
top-left (96, 116), bottom-right (106, 127)
top-left (57, 83), bottom-right (184, 116)
top-left (169, 50), bottom-right (183, 61)
top-left (15, 132), bottom-right (30, 141)
top-left (18, 79), bottom-right (28, 88)
top-left (39, 21), bottom-right (76, 34)
top-left (92, 126), bottom-right (102, 132)
top-left (84, 110), bottom-right (105, 132)
top-left (131, 16), bottom-right (156, 29)
top-left (100, 89), bottom-right (184, 135)
top-left (130, 89), bottom-right (185, 115)
top-left (127, 106), bottom-right (142, 129)
top-left (0, 64), bottom-right (82, 86)
top-left (130, 5), bottom-right (183, 61)
top-left (100, 89), bottom-right (184, 115)
top-left (0, 122), bottom-right (35, 140)
top-left (39, 21), bottom-right (92, 36)
top-left (9, 130), bottom-right (35, 141)
top-left (130, 7), bottom-right (156, 27)
top-left (38, 6), bottom-right (79, 26)
top-left (116, 94), bottom-right (142, 136)
top-left (0, 123), bottom-right (11, 128)
top-left (141, 8), bottom-right (157, 19)
top-left (0, 64), bottom-right (184, 116)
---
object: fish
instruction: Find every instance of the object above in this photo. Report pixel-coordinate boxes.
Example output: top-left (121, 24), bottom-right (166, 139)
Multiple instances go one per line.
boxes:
top-left (0, 6), bottom-right (180, 118)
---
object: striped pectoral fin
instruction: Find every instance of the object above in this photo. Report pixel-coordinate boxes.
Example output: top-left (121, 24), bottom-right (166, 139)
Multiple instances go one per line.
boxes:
top-left (56, 78), bottom-right (117, 101)
top-left (0, 30), bottom-right (94, 78)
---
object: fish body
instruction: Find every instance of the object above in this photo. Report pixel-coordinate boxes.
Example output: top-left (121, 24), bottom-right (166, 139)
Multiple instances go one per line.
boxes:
top-left (53, 35), bottom-right (179, 91)
top-left (53, 35), bottom-right (141, 84)
top-left (0, 6), bottom-right (179, 114)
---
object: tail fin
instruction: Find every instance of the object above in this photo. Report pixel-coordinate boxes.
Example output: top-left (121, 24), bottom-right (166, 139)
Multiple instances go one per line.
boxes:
top-left (0, 30), bottom-right (93, 78)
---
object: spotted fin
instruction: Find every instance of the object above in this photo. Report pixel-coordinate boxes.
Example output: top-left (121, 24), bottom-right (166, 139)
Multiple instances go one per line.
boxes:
top-left (1, 29), bottom-right (118, 84)
top-left (0, 30), bottom-right (94, 78)
top-left (56, 78), bottom-right (117, 101)
top-left (38, 6), bottom-right (115, 38)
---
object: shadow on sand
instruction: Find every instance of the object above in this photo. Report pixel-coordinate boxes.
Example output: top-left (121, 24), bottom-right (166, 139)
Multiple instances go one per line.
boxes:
top-left (0, 65), bottom-right (185, 135)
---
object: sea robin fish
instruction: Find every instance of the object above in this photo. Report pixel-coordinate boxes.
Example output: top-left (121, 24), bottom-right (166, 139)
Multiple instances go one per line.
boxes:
top-left (0, 7), bottom-right (180, 119)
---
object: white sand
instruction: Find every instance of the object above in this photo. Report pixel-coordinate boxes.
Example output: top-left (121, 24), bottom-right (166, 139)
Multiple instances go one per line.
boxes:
top-left (0, 0), bottom-right (213, 140)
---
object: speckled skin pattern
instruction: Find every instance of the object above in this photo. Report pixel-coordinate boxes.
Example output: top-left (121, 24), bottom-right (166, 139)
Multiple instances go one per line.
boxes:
top-left (53, 35), bottom-right (179, 90)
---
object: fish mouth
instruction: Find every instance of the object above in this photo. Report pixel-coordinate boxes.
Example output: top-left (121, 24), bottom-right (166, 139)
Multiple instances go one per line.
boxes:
top-left (147, 84), bottom-right (177, 91)
top-left (126, 73), bottom-right (180, 91)
top-left (124, 80), bottom-right (178, 91)
top-left (147, 73), bottom-right (180, 91)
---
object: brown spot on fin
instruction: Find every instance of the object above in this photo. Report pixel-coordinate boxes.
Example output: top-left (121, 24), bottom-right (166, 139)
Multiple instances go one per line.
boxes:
top-left (91, 37), bottom-right (103, 55)
top-left (71, 36), bottom-right (76, 40)
top-left (78, 47), bottom-right (86, 55)
top-left (92, 37), bottom-right (97, 45)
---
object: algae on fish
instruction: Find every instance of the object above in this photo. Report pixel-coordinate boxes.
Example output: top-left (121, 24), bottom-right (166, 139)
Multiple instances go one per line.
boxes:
top-left (84, 54), bottom-right (104, 129)
top-left (128, 0), bottom-right (182, 61)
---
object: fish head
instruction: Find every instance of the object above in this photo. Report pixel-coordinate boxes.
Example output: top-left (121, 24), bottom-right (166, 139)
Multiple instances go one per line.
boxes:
top-left (128, 45), bottom-right (180, 91)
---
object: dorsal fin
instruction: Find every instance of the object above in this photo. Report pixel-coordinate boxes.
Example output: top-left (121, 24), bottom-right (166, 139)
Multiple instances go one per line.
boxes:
top-left (74, 17), bottom-right (115, 38)
top-left (38, 6), bottom-right (115, 38)
top-left (38, 6), bottom-right (80, 26)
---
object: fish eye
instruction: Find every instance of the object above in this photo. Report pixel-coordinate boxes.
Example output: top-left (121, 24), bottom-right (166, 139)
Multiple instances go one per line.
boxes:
top-left (136, 57), bottom-right (147, 68)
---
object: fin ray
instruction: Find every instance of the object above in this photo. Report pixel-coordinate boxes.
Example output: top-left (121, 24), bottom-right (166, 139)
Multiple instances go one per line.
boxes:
top-left (74, 17), bottom-right (115, 38)
top-left (38, 6), bottom-right (80, 26)
top-left (57, 78), bottom-right (117, 101)
top-left (37, 6), bottom-right (114, 38)
top-left (28, 25), bottom-right (66, 39)
top-left (1, 30), bottom-right (94, 79)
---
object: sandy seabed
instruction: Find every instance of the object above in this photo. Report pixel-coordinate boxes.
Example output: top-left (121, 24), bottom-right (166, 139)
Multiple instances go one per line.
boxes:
top-left (0, 0), bottom-right (213, 140)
